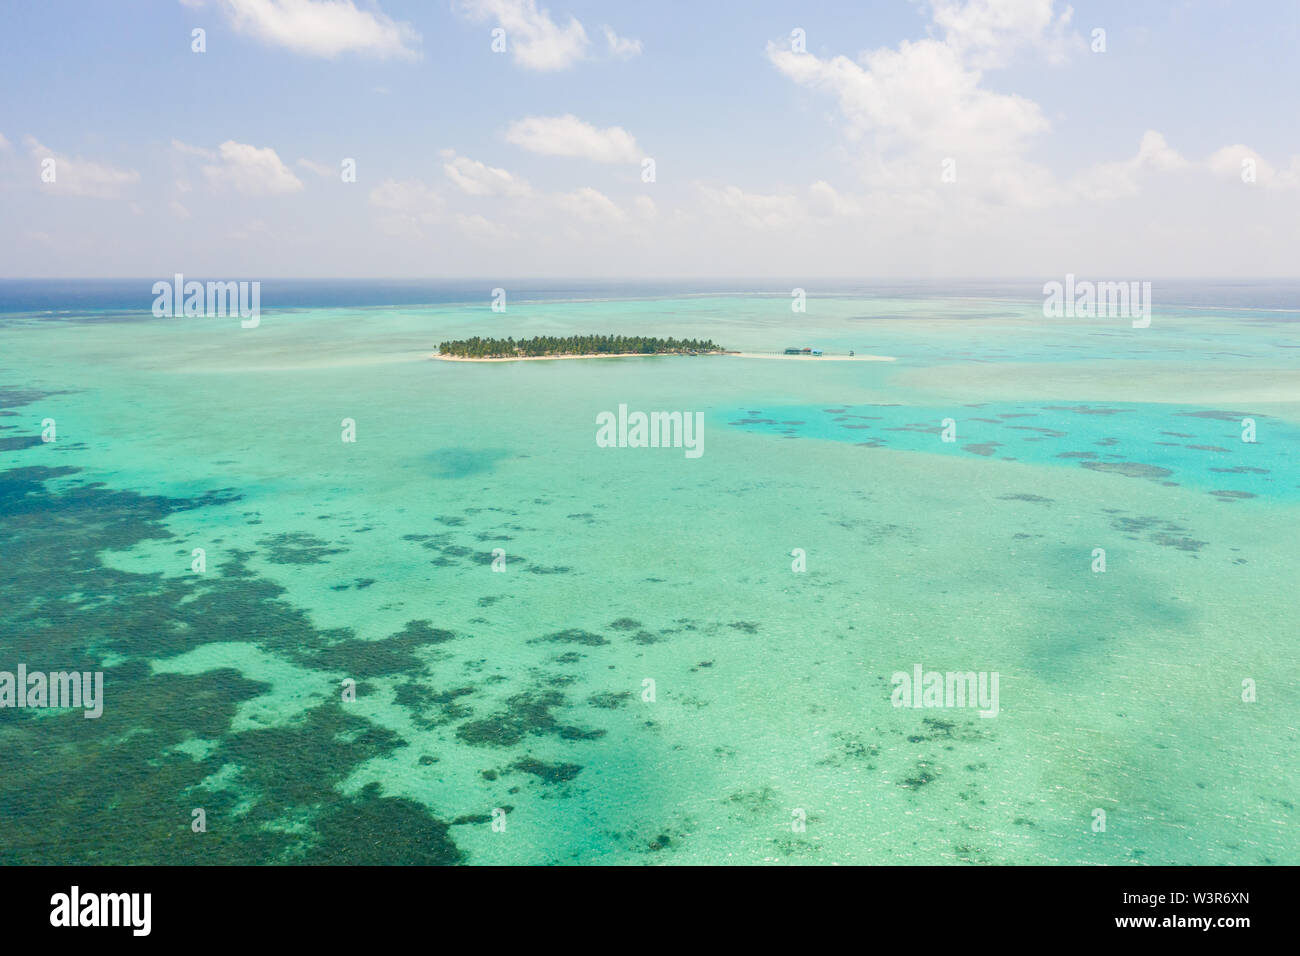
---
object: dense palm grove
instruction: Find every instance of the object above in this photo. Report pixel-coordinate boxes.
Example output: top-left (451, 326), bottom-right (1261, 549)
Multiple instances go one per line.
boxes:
top-left (438, 335), bottom-right (725, 358)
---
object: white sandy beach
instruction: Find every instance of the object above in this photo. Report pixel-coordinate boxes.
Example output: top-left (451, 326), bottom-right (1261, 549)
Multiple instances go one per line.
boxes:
top-left (433, 351), bottom-right (897, 363)
top-left (431, 351), bottom-right (707, 363)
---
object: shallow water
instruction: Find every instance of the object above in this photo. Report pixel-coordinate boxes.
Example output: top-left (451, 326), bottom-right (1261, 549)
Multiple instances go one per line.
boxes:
top-left (1, 284), bottom-right (1297, 864)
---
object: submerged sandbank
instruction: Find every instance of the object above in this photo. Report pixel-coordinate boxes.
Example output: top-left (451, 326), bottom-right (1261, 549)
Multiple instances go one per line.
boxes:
top-left (729, 351), bottom-right (896, 362)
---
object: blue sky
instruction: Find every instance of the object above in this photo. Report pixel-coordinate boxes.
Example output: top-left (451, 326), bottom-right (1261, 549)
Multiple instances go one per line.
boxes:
top-left (1, 0), bottom-right (1297, 278)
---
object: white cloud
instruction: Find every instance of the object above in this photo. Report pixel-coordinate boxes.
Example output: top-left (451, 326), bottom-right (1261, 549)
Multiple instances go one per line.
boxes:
top-left (202, 140), bottom-right (304, 195)
top-left (369, 178), bottom-right (528, 241)
top-left (1134, 130), bottom-right (1189, 172)
top-left (380, 147), bottom-right (636, 236)
top-left (690, 180), bottom-right (867, 231)
top-left (552, 186), bottom-right (625, 223)
top-left (369, 178), bottom-right (444, 218)
top-left (380, 148), bottom-right (632, 237)
top-left (456, 0), bottom-right (588, 70)
top-left (296, 158), bottom-right (334, 177)
top-left (929, 0), bottom-right (1082, 68)
top-left (169, 200), bottom-right (192, 220)
top-left (769, 39), bottom-right (1049, 182)
top-left (696, 184), bottom-right (804, 230)
top-left (24, 137), bottom-right (141, 198)
top-left (766, 0), bottom-right (1089, 209)
top-left (808, 180), bottom-right (865, 218)
top-left (441, 149), bottom-right (533, 197)
top-left (504, 114), bottom-right (641, 163)
top-left (368, 178), bottom-right (444, 238)
top-left (454, 2), bottom-right (640, 70)
top-left (456, 213), bottom-right (518, 242)
top-left (213, 0), bottom-right (420, 59)
top-left (1072, 130), bottom-right (1189, 201)
top-left (603, 25), bottom-right (641, 60)
top-left (1207, 144), bottom-right (1300, 190)
top-left (1208, 145), bottom-right (1261, 180)
top-left (171, 139), bottom-right (217, 159)
top-left (228, 219), bottom-right (271, 241)
top-left (0, 133), bottom-right (11, 152)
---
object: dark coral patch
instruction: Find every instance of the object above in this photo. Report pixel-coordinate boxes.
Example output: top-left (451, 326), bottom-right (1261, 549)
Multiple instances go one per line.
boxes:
top-left (1080, 461), bottom-right (1173, 480)
top-left (0, 463), bottom-right (459, 865)
top-left (258, 531), bottom-right (346, 565)
top-left (511, 758), bottom-right (583, 783)
top-left (587, 691), bottom-right (632, 709)
top-left (530, 629), bottom-right (609, 646)
top-left (455, 690), bottom-right (600, 748)
top-left (0, 435), bottom-right (42, 451)
top-left (301, 782), bottom-right (462, 865)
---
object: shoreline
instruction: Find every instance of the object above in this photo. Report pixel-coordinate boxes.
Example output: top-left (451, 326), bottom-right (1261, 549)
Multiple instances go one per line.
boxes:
top-left (432, 350), bottom-right (897, 363)
top-left (432, 351), bottom-right (721, 363)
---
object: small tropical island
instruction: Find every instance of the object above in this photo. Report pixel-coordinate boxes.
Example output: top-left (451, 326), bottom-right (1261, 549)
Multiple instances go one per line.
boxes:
top-left (436, 334), bottom-right (727, 360)
top-left (432, 335), bottom-right (897, 363)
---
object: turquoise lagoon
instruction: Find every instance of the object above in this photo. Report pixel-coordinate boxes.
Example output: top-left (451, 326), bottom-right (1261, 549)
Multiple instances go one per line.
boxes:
top-left (1, 281), bottom-right (1297, 865)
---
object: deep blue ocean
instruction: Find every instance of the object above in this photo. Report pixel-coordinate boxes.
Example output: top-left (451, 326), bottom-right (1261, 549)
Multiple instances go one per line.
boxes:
top-left (1, 278), bottom-right (1296, 315)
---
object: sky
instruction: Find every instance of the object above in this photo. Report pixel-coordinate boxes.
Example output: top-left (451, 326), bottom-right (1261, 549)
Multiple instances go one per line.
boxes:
top-left (0, 0), bottom-right (1297, 279)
